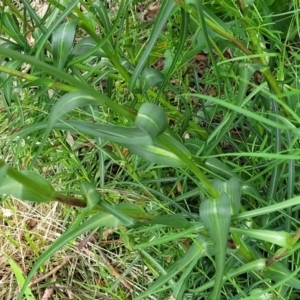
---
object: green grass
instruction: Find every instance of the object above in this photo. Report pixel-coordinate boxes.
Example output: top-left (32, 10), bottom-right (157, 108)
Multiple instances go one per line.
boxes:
top-left (1, 0), bottom-right (300, 299)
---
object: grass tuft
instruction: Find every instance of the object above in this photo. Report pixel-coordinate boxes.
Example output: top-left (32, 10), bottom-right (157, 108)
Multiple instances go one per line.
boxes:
top-left (1, 0), bottom-right (300, 299)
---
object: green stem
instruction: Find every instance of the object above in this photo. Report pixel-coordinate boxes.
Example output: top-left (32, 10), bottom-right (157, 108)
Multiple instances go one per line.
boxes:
top-left (157, 136), bottom-right (219, 199)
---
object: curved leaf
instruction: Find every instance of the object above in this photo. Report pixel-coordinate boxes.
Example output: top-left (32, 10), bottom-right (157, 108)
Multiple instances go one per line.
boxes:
top-left (1, 13), bottom-right (29, 49)
top-left (0, 171), bottom-right (55, 203)
top-left (157, 7), bottom-right (189, 98)
top-left (135, 102), bottom-right (168, 139)
top-left (140, 67), bottom-right (165, 93)
top-left (14, 120), bottom-right (153, 145)
top-left (124, 133), bottom-right (191, 167)
top-left (212, 177), bottom-right (241, 214)
top-left (128, 1), bottom-right (176, 91)
top-left (31, 91), bottom-right (100, 166)
top-left (72, 36), bottom-right (106, 57)
top-left (124, 143), bottom-right (184, 167)
top-left (52, 19), bottom-right (78, 69)
top-left (200, 193), bottom-right (231, 299)
top-left (0, 60), bottom-right (20, 107)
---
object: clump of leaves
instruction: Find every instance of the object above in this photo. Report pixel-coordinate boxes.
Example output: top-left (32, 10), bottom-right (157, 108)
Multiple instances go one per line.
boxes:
top-left (1, 0), bottom-right (300, 299)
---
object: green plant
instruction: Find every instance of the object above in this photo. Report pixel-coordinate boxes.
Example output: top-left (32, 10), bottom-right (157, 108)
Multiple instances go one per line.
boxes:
top-left (1, 0), bottom-right (300, 299)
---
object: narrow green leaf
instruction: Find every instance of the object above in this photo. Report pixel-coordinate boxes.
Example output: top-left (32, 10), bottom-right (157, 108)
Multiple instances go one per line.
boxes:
top-left (134, 235), bottom-right (212, 300)
top-left (0, 161), bottom-right (8, 185)
top-left (0, 47), bottom-right (135, 122)
top-left (0, 162), bottom-right (56, 202)
top-left (201, 3), bottom-right (233, 34)
top-left (190, 258), bottom-right (267, 293)
top-left (200, 193), bottom-right (231, 299)
top-left (78, 11), bottom-right (97, 33)
top-left (156, 7), bottom-right (189, 98)
top-left (241, 182), bottom-right (265, 202)
top-left (52, 19), bottom-right (79, 69)
top-left (232, 195), bottom-right (300, 221)
top-left (13, 117), bottom-right (185, 167)
top-left (99, 201), bottom-right (135, 227)
top-left (203, 157), bottom-right (237, 179)
top-left (157, 133), bottom-right (219, 199)
top-left (205, 63), bottom-right (254, 154)
top-left (183, 93), bottom-right (291, 131)
top-left (32, 0), bottom-right (81, 59)
top-left (0, 60), bottom-right (20, 107)
top-left (1, 13), bottom-right (29, 49)
top-left (112, 203), bottom-right (153, 221)
top-left (48, 91), bottom-right (101, 128)
top-left (264, 261), bottom-right (300, 289)
top-left (20, 0), bottom-right (47, 34)
top-left (0, 171), bottom-right (55, 203)
top-left (22, 78), bottom-right (53, 88)
top-left (191, 1), bottom-right (221, 95)
top-left (230, 228), bottom-right (293, 249)
top-left (18, 211), bottom-right (124, 300)
top-left (69, 0), bottom-right (126, 67)
top-left (4, 253), bottom-right (36, 300)
top-left (14, 120), bottom-right (153, 145)
top-left (65, 122), bottom-right (153, 145)
top-left (92, 0), bottom-right (112, 34)
top-left (149, 214), bottom-right (192, 229)
top-left (173, 237), bottom-right (215, 298)
top-left (128, 1), bottom-right (176, 91)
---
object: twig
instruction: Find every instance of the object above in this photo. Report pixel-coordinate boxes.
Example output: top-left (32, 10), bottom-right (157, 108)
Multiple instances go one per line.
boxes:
top-left (29, 257), bottom-right (72, 287)
top-left (98, 248), bottom-right (133, 292)
top-left (41, 275), bottom-right (56, 300)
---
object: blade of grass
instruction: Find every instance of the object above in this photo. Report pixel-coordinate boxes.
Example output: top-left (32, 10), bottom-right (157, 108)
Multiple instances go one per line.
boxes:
top-left (18, 211), bottom-right (126, 300)
top-left (128, 0), bottom-right (176, 91)
top-left (52, 19), bottom-right (78, 69)
top-left (4, 253), bottom-right (36, 300)
top-left (200, 193), bottom-right (231, 299)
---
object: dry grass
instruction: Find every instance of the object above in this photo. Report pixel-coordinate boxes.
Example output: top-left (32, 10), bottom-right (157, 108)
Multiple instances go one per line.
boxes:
top-left (0, 197), bottom-right (154, 299)
top-left (0, 95), bottom-right (153, 298)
